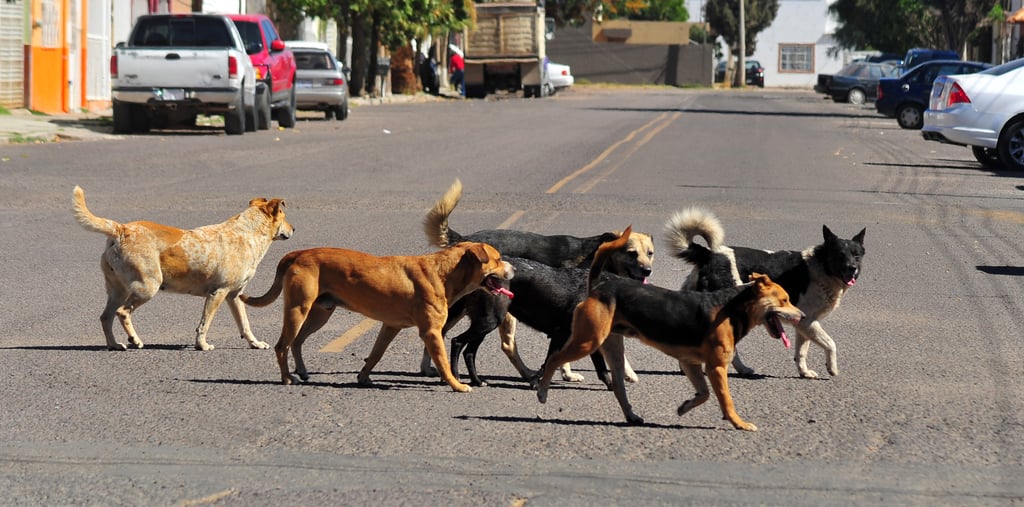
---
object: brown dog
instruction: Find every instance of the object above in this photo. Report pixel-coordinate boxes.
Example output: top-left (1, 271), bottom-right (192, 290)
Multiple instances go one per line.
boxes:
top-left (536, 227), bottom-right (804, 430)
top-left (71, 186), bottom-right (293, 351)
top-left (241, 243), bottom-right (514, 392)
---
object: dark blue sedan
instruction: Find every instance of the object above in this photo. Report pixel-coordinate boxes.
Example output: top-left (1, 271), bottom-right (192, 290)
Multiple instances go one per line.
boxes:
top-left (876, 59), bottom-right (990, 129)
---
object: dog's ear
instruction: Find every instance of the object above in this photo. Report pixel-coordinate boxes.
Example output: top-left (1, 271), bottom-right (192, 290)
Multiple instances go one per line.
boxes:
top-left (852, 228), bottom-right (866, 245)
top-left (249, 197), bottom-right (270, 207)
top-left (748, 272), bottom-right (770, 286)
top-left (599, 232), bottom-right (619, 243)
top-left (822, 225), bottom-right (839, 243)
top-left (463, 243), bottom-right (493, 265)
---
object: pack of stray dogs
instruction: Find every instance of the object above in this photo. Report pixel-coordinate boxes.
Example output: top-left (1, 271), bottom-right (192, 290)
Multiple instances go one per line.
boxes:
top-left (70, 180), bottom-right (865, 431)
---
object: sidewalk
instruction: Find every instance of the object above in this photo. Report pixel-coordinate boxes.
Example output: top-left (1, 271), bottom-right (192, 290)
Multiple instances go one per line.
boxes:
top-left (0, 91), bottom-right (454, 144)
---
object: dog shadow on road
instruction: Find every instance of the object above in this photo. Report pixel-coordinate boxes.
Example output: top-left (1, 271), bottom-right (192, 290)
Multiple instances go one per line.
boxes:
top-left (455, 414), bottom-right (716, 430)
top-left (4, 344), bottom-right (189, 352)
top-left (977, 265), bottom-right (1024, 276)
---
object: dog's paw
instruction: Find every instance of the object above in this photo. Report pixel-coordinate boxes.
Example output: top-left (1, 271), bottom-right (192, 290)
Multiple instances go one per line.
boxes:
top-left (249, 340), bottom-right (270, 350)
top-left (108, 343), bottom-right (128, 351)
top-left (196, 342), bottom-right (215, 351)
top-left (827, 363), bottom-right (839, 376)
top-left (561, 372), bottom-right (585, 383)
top-left (625, 413), bottom-right (645, 426)
top-left (281, 374), bottom-right (302, 385)
top-left (734, 365), bottom-right (756, 377)
top-left (734, 421), bottom-right (758, 431)
top-left (625, 371), bottom-right (639, 384)
top-left (799, 369), bottom-right (819, 379)
top-left (536, 389), bottom-right (548, 404)
top-left (356, 374), bottom-right (373, 387)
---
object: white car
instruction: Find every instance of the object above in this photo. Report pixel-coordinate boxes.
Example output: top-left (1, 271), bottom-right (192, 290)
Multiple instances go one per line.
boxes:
top-left (921, 57), bottom-right (1024, 170)
top-left (285, 41), bottom-right (349, 120)
top-left (546, 62), bottom-right (574, 95)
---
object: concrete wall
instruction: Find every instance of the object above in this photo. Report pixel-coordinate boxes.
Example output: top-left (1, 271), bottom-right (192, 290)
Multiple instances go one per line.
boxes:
top-left (547, 19), bottom-right (712, 87)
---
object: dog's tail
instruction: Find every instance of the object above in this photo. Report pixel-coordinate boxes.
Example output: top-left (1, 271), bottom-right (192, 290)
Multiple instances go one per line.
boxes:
top-left (423, 179), bottom-right (467, 248)
top-left (588, 226), bottom-right (632, 292)
top-left (240, 252), bottom-right (298, 307)
top-left (665, 207), bottom-right (724, 264)
top-left (71, 186), bottom-right (121, 237)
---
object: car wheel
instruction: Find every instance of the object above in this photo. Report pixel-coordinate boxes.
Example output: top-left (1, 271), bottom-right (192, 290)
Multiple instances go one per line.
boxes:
top-left (112, 101), bottom-right (132, 134)
top-left (896, 103), bottom-right (924, 129)
top-left (997, 118), bottom-right (1024, 171)
top-left (275, 85), bottom-right (297, 128)
top-left (335, 99), bottom-right (348, 121)
top-left (972, 146), bottom-right (1003, 170)
top-left (256, 86), bottom-right (271, 130)
top-left (224, 94), bottom-right (245, 135)
top-left (324, 108), bottom-right (334, 120)
top-left (847, 88), bottom-right (866, 105)
top-left (244, 94), bottom-right (257, 133)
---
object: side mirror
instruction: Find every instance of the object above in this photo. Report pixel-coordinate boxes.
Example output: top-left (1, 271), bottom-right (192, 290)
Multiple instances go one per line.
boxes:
top-left (270, 39), bottom-right (287, 52)
top-left (545, 17), bottom-right (555, 41)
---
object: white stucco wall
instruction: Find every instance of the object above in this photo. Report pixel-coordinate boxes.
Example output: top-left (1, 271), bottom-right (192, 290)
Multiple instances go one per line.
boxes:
top-left (686, 0), bottom-right (849, 88)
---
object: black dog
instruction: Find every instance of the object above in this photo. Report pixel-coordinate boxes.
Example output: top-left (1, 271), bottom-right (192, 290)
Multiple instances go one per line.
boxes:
top-left (420, 179), bottom-right (654, 385)
top-left (667, 207), bottom-right (865, 378)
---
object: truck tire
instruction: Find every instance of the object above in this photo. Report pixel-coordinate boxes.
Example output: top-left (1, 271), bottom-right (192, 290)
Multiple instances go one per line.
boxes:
top-left (275, 85), bottom-right (297, 128)
top-left (465, 85), bottom-right (486, 99)
top-left (256, 84), bottom-right (271, 130)
top-left (225, 95), bottom-right (245, 135)
top-left (112, 102), bottom-right (133, 134)
top-left (244, 97), bottom-right (257, 133)
top-left (131, 105), bottom-right (151, 133)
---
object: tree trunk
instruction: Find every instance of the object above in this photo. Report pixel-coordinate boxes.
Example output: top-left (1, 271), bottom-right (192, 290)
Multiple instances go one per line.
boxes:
top-left (349, 13), bottom-right (369, 98)
top-left (391, 44), bottom-right (418, 95)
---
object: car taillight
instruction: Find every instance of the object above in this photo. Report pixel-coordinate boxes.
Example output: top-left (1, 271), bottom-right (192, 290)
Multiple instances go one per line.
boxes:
top-left (110, 54), bottom-right (118, 78)
top-left (254, 64), bottom-right (268, 81)
top-left (228, 55), bottom-right (238, 79)
top-left (332, 78), bottom-right (344, 85)
top-left (561, 69), bottom-right (568, 76)
top-left (947, 82), bottom-right (970, 107)
top-left (877, 84), bottom-right (882, 100)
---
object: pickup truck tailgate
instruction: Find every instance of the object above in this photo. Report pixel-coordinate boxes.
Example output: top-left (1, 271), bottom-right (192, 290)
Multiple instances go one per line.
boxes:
top-left (116, 49), bottom-right (234, 88)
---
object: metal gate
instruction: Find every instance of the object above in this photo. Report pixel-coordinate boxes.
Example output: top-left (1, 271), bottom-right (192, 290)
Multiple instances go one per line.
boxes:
top-left (0, 1), bottom-right (25, 108)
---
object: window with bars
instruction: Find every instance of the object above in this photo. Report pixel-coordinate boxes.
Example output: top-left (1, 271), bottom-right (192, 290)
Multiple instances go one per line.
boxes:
top-left (780, 44), bottom-right (814, 73)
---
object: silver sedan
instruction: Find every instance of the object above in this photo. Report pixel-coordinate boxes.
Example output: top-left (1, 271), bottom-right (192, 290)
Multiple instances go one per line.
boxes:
top-left (286, 41), bottom-right (350, 121)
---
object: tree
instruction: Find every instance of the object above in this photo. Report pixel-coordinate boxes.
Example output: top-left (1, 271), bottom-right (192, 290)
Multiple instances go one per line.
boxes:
top-left (271, 0), bottom-right (472, 97)
top-left (704, 0), bottom-right (779, 56)
top-left (598, 0), bottom-right (690, 22)
top-left (828, 0), bottom-right (992, 56)
top-left (704, 0), bottom-right (779, 85)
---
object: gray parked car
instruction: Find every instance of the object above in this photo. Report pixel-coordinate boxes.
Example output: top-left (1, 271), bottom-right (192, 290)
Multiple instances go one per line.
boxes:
top-left (286, 41), bottom-right (349, 120)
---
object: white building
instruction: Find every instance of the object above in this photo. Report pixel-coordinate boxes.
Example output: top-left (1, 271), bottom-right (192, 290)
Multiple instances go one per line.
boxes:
top-left (686, 0), bottom-right (853, 88)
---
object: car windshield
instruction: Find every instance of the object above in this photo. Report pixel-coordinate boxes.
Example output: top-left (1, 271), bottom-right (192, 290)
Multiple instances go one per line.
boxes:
top-left (294, 50), bottom-right (336, 71)
top-left (977, 57), bottom-right (1024, 76)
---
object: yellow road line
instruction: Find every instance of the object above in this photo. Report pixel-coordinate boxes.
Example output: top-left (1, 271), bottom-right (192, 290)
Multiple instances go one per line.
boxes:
top-left (319, 318), bottom-right (379, 353)
top-left (545, 112), bottom-right (669, 194)
top-left (321, 111), bottom-right (678, 353)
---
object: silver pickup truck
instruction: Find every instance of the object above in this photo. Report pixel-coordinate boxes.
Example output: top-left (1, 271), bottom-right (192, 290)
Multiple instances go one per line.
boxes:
top-left (111, 14), bottom-right (257, 135)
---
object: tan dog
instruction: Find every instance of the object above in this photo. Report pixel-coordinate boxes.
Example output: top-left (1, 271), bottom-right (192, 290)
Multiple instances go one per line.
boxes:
top-left (71, 186), bottom-right (293, 351)
top-left (241, 243), bottom-right (514, 392)
top-left (537, 227), bottom-right (804, 430)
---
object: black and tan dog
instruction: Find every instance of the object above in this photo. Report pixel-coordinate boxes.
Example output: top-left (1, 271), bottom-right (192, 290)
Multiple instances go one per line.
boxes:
top-left (72, 186), bottom-right (293, 351)
top-left (536, 227), bottom-right (804, 430)
top-left (241, 243), bottom-right (514, 392)
top-left (421, 179), bottom-right (654, 384)
top-left (667, 207), bottom-right (865, 378)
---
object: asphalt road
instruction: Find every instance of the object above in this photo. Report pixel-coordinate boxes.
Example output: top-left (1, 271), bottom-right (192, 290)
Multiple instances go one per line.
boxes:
top-left (1, 87), bottom-right (1022, 505)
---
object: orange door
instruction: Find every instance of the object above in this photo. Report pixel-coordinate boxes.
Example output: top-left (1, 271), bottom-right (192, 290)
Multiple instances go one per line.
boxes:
top-left (30, 0), bottom-right (67, 113)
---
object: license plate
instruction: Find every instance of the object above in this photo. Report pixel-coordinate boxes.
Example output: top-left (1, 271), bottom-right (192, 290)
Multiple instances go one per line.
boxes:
top-left (160, 88), bottom-right (185, 100)
top-left (296, 80), bottom-right (312, 88)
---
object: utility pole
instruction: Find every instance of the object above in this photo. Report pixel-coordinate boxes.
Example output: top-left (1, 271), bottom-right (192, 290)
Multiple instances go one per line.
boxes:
top-left (737, 0), bottom-right (746, 88)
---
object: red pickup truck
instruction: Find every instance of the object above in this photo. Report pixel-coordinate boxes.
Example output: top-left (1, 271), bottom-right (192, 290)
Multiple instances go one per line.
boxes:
top-left (227, 14), bottom-right (297, 129)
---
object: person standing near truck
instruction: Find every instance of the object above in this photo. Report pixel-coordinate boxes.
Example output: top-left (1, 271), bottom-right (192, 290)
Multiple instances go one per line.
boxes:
top-left (449, 45), bottom-right (464, 96)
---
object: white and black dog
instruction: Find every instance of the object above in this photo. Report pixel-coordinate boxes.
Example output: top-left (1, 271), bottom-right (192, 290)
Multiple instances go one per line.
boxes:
top-left (666, 208), bottom-right (865, 378)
